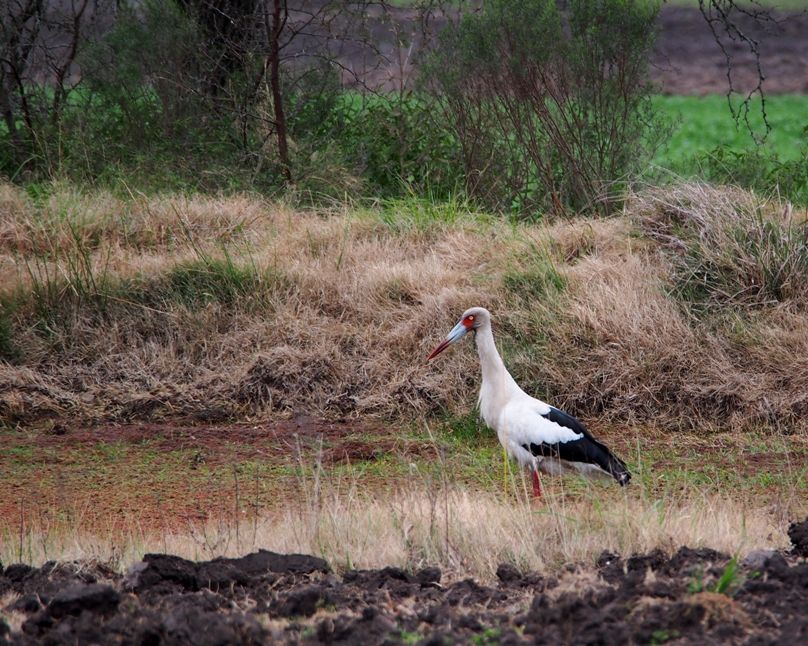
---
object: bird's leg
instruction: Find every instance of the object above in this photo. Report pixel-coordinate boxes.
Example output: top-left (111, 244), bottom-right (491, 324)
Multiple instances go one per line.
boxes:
top-left (531, 468), bottom-right (542, 499)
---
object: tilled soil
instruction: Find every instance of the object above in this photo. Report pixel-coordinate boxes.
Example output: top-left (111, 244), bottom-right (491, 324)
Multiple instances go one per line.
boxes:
top-left (652, 6), bottom-right (808, 94)
top-left (2, 518), bottom-right (808, 645)
top-left (356, 5), bottom-right (808, 94)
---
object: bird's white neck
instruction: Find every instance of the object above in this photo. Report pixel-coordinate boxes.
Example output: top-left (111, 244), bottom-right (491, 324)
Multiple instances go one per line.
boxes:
top-left (474, 323), bottom-right (519, 399)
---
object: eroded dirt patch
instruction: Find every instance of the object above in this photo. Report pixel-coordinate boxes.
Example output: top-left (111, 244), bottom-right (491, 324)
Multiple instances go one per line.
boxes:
top-left (1, 541), bottom-right (808, 645)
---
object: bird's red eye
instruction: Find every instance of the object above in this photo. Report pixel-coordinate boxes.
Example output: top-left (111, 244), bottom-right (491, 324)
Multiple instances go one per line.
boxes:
top-left (468, 315), bottom-right (474, 321)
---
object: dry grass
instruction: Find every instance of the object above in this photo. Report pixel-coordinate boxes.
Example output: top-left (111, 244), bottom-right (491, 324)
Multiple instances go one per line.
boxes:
top-left (0, 480), bottom-right (789, 583)
top-left (1, 180), bottom-right (807, 430)
top-left (0, 184), bottom-right (516, 422)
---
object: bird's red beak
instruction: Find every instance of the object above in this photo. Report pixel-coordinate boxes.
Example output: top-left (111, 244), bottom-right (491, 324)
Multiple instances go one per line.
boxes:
top-left (427, 319), bottom-right (470, 361)
top-left (427, 338), bottom-right (453, 361)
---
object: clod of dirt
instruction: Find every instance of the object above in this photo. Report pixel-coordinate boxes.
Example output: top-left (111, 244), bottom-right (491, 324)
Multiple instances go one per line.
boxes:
top-left (222, 549), bottom-right (329, 576)
top-left (47, 583), bottom-right (120, 618)
top-left (597, 551), bottom-right (624, 584)
top-left (129, 549), bottom-right (329, 592)
top-left (496, 563), bottom-right (521, 583)
top-left (132, 554), bottom-right (198, 591)
top-left (626, 549), bottom-right (667, 574)
top-left (445, 579), bottom-right (504, 607)
top-left (341, 566), bottom-right (425, 601)
top-left (4, 564), bottom-right (33, 583)
top-left (667, 547), bottom-right (728, 576)
top-left (7, 593), bottom-right (43, 614)
top-left (416, 567), bottom-right (441, 586)
top-left (741, 549), bottom-right (778, 571)
top-left (788, 516), bottom-right (808, 557)
top-left (141, 600), bottom-right (269, 646)
top-left (760, 552), bottom-right (792, 581)
top-left (274, 584), bottom-right (331, 618)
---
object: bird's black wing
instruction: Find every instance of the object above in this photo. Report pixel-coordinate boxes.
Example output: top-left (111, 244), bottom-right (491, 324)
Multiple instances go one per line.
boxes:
top-left (525, 407), bottom-right (631, 486)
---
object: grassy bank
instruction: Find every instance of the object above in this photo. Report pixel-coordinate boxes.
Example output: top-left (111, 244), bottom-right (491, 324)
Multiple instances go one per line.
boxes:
top-left (1, 181), bottom-right (807, 432)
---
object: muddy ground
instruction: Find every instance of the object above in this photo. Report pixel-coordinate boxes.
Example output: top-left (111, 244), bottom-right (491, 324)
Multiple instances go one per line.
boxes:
top-left (1, 517), bottom-right (807, 645)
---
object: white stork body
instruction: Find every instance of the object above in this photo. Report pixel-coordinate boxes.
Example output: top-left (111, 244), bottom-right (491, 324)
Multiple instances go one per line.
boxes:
top-left (428, 307), bottom-right (630, 495)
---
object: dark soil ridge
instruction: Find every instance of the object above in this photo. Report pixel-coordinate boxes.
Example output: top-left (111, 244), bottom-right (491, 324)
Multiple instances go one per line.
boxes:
top-left (2, 519), bottom-right (808, 645)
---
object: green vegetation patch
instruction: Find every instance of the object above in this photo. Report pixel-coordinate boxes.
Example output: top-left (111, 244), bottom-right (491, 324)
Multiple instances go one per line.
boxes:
top-left (503, 252), bottom-right (566, 302)
top-left (366, 195), bottom-right (484, 234)
top-left (132, 256), bottom-right (273, 310)
top-left (654, 95), bottom-right (807, 169)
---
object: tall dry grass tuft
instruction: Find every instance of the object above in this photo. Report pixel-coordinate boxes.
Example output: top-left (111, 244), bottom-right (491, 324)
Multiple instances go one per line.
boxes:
top-left (0, 480), bottom-right (788, 582)
top-left (1, 180), bottom-right (807, 431)
top-left (634, 183), bottom-right (808, 309)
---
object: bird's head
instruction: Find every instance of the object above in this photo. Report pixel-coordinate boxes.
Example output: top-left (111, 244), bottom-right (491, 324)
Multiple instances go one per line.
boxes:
top-left (427, 307), bottom-right (490, 361)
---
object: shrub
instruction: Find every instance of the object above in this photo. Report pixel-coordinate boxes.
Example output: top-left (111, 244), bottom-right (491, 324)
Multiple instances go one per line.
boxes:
top-left (287, 85), bottom-right (464, 201)
top-left (341, 95), bottom-right (463, 198)
top-left (426, 0), bottom-right (662, 217)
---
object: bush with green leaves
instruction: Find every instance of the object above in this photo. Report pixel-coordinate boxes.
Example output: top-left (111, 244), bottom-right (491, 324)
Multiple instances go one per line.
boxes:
top-left (72, 0), bottom-right (270, 191)
top-left (426, 0), bottom-right (662, 217)
top-left (340, 94), bottom-right (463, 198)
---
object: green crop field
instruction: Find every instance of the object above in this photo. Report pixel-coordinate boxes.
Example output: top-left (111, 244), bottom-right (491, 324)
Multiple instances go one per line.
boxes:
top-left (652, 94), bottom-right (808, 172)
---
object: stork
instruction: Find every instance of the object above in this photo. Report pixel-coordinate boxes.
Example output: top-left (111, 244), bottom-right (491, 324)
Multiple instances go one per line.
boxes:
top-left (427, 307), bottom-right (630, 497)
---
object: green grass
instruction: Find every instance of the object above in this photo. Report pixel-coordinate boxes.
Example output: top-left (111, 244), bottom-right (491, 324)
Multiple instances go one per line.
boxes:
top-left (502, 252), bottom-right (566, 302)
top-left (144, 256), bottom-right (267, 309)
top-left (472, 627), bottom-right (503, 645)
top-left (364, 194), bottom-right (484, 233)
top-left (653, 95), bottom-right (808, 172)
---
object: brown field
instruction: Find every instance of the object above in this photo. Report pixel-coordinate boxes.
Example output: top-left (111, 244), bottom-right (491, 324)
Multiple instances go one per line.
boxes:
top-left (653, 5), bottom-right (808, 95)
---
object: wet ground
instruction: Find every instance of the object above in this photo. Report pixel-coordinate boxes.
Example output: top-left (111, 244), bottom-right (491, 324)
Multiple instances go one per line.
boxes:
top-left (0, 416), bottom-right (422, 531)
top-left (2, 518), bottom-right (807, 644)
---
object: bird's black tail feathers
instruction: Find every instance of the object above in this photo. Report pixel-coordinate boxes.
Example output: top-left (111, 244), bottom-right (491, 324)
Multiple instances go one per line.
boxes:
top-left (598, 441), bottom-right (631, 486)
top-left (536, 407), bottom-right (632, 486)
